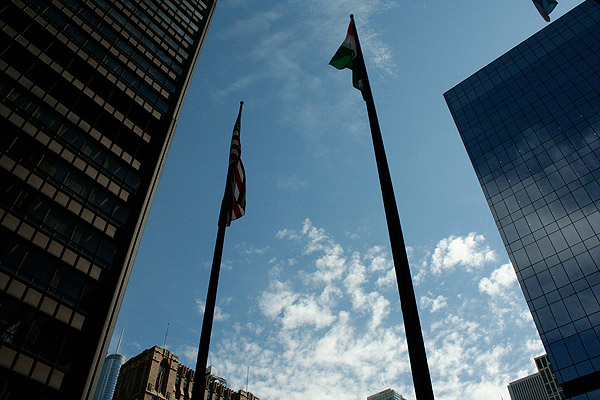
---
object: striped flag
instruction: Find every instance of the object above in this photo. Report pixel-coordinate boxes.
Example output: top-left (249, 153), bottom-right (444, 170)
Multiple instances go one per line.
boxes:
top-left (329, 20), bottom-right (363, 91)
top-left (226, 103), bottom-right (246, 226)
top-left (532, 0), bottom-right (558, 22)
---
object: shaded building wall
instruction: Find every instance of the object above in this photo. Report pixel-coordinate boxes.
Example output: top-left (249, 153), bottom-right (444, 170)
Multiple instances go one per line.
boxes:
top-left (0, 0), bottom-right (217, 398)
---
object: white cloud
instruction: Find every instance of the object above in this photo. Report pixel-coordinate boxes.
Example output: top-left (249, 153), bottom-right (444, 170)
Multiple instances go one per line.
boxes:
top-left (431, 233), bottom-right (497, 275)
top-left (478, 263), bottom-right (517, 297)
top-left (421, 294), bottom-right (448, 313)
top-left (186, 222), bottom-right (543, 400)
top-left (195, 299), bottom-right (230, 322)
top-left (259, 280), bottom-right (336, 330)
top-left (277, 175), bottom-right (309, 190)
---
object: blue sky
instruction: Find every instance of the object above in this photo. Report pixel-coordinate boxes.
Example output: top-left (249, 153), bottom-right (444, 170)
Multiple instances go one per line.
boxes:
top-left (112, 1), bottom-right (583, 399)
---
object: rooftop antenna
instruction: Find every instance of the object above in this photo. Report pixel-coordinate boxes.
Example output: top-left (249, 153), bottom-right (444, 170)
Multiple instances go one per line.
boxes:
top-left (245, 366), bottom-right (249, 394)
top-left (163, 323), bottom-right (170, 349)
top-left (115, 326), bottom-right (125, 354)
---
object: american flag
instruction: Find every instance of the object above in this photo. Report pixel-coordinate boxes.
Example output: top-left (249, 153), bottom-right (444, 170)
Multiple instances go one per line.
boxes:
top-left (226, 102), bottom-right (245, 226)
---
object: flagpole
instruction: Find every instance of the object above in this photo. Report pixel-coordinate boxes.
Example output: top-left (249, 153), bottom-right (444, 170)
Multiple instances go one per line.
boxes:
top-left (349, 15), bottom-right (435, 400)
top-left (191, 102), bottom-right (244, 400)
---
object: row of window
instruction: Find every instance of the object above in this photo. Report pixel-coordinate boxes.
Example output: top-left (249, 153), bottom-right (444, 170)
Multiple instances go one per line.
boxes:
top-left (6, 133), bottom-right (130, 228)
top-left (2, 14), bottom-right (158, 144)
top-left (96, 0), bottom-right (185, 75)
top-left (546, 330), bottom-right (599, 383)
top-left (0, 294), bottom-right (77, 370)
top-left (1, 20), bottom-right (158, 150)
top-left (1, 232), bottom-right (98, 311)
top-left (3, 178), bottom-right (118, 269)
top-left (126, 0), bottom-right (194, 48)
top-left (1, 75), bottom-right (141, 196)
top-left (113, 0), bottom-right (189, 63)
top-left (32, 0), bottom-right (171, 114)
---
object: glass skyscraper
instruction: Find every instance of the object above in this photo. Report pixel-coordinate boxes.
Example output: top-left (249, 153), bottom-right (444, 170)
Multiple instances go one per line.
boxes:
top-left (445, 1), bottom-right (600, 399)
top-left (0, 0), bottom-right (216, 399)
top-left (93, 353), bottom-right (126, 400)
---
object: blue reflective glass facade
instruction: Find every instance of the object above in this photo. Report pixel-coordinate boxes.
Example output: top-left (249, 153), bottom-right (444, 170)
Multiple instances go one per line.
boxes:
top-left (445, 2), bottom-right (600, 399)
top-left (94, 354), bottom-right (126, 400)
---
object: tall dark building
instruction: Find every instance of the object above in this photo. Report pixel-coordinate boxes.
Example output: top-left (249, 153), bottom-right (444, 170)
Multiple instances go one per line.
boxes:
top-left (445, 1), bottom-right (600, 399)
top-left (0, 0), bottom-right (216, 399)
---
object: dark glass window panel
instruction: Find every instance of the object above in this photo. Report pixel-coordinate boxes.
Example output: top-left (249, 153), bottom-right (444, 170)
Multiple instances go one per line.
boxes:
top-left (26, 196), bottom-right (50, 221)
top-left (561, 224), bottom-right (582, 247)
top-left (538, 306), bottom-right (558, 332)
top-left (525, 211), bottom-right (543, 231)
top-left (72, 226), bottom-right (100, 254)
top-left (564, 294), bottom-right (586, 321)
top-left (39, 158), bottom-right (68, 182)
top-left (538, 270), bottom-right (557, 292)
top-left (18, 250), bottom-right (56, 286)
top-left (65, 172), bottom-right (92, 198)
top-left (573, 218), bottom-right (595, 241)
top-left (105, 157), bottom-right (127, 181)
top-left (580, 328), bottom-right (600, 358)
top-left (45, 210), bottom-right (74, 239)
top-left (563, 257), bottom-right (585, 281)
top-left (524, 275), bottom-right (543, 299)
top-left (51, 267), bottom-right (85, 303)
top-left (125, 173), bottom-right (141, 191)
top-left (89, 189), bottom-right (115, 215)
top-left (525, 242), bottom-right (543, 264)
top-left (575, 251), bottom-right (598, 276)
top-left (514, 217), bottom-right (532, 237)
top-left (550, 300), bottom-right (572, 327)
top-left (97, 241), bottom-right (117, 264)
top-left (112, 203), bottom-right (129, 225)
top-left (564, 334), bottom-right (589, 363)
top-left (0, 239), bottom-right (25, 270)
top-left (548, 230), bottom-right (569, 253)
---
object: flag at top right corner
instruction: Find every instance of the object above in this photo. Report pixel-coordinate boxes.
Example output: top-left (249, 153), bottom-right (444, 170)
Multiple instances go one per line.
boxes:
top-left (532, 0), bottom-right (558, 22)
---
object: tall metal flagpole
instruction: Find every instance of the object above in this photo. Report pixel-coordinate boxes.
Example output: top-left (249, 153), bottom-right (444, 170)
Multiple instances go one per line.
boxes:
top-left (191, 102), bottom-right (244, 400)
top-left (349, 15), bottom-right (435, 400)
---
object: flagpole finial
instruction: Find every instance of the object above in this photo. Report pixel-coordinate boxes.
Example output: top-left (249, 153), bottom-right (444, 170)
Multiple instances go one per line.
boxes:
top-left (240, 101), bottom-right (244, 105)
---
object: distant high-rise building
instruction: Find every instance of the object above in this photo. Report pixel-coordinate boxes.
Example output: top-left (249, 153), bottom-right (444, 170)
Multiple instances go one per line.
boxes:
top-left (445, 1), bottom-right (600, 398)
top-left (535, 354), bottom-right (566, 400)
top-left (367, 388), bottom-right (407, 400)
top-left (508, 354), bottom-right (565, 400)
top-left (508, 373), bottom-right (549, 400)
top-left (94, 354), bottom-right (127, 400)
top-left (112, 346), bottom-right (259, 400)
top-left (0, 0), bottom-right (217, 399)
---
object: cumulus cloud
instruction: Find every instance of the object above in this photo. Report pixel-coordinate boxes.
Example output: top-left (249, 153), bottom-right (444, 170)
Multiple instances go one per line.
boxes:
top-left (259, 280), bottom-right (336, 330)
top-left (421, 294), bottom-right (449, 313)
top-left (195, 299), bottom-right (230, 322)
top-left (431, 233), bottom-right (497, 275)
top-left (478, 263), bottom-right (517, 297)
top-left (188, 222), bottom-right (543, 400)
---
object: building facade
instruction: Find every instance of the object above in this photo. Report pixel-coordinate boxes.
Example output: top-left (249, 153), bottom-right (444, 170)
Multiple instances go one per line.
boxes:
top-left (113, 346), bottom-right (259, 400)
top-left (508, 373), bottom-right (550, 400)
top-left (508, 354), bottom-right (565, 400)
top-left (536, 354), bottom-right (566, 400)
top-left (445, 1), bottom-right (600, 398)
top-left (0, 0), bottom-right (217, 399)
top-left (94, 353), bottom-right (127, 400)
top-left (367, 388), bottom-right (407, 400)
